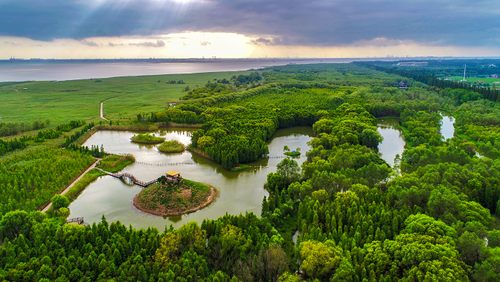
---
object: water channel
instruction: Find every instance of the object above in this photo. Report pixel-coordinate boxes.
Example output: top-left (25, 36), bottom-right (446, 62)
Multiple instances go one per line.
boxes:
top-left (69, 121), bottom-right (410, 230)
top-left (377, 118), bottom-right (405, 167)
top-left (69, 127), bottom-right (315, 229)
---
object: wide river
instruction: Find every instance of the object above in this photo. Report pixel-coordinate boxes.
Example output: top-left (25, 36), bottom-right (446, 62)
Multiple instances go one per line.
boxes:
top-left (68, 122), bottom-right (407, 229)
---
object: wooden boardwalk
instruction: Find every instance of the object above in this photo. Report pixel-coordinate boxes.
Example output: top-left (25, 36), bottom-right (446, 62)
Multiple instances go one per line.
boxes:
top-left (133, 155), bottom-right (306, 167)
top-left (105, 171), bottom-right (157, 187)
top-left (136, 161), bottom-right (195, 166)
top-left (66, 217), bottom-right (84, 225)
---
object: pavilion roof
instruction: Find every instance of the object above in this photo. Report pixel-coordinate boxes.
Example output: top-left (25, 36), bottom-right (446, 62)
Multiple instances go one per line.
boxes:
top-left (166, 171), bottom-right (180, 176)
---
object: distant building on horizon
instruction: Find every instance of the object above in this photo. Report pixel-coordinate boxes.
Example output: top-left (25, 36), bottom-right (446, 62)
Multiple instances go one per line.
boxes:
top-left (397, 62), bottom-right (429, 67)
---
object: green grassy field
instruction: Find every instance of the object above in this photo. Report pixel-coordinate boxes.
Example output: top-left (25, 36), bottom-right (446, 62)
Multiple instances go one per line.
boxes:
top-left (0, 71), bottom-right (252, 125)
top-left (445, 76), bottom-right (500, 85)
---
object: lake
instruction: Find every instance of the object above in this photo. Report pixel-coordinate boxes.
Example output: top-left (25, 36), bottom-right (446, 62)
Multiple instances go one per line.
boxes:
top-left (69, 127), bottom-right (314, 229)
top-left (0, 59), bottom-right (353, 82)
top-left (69, 119), bottom-right (407, 229)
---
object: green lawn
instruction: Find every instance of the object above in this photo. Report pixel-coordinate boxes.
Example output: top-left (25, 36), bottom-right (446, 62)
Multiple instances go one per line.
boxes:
top-left (0, 71), bottom-right (252, 125)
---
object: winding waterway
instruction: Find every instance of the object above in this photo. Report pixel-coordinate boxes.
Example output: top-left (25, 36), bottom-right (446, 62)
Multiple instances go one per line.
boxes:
top-left (69, 127), bottom-right (314, 229)
top-left (377, 118), bottom-right (405, 167)
top-left (69, 120), bottom-right (409, 229)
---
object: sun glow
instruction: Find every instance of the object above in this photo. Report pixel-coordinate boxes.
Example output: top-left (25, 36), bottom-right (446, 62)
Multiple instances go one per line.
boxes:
top-left (2, 32), bottom-right (500, 60)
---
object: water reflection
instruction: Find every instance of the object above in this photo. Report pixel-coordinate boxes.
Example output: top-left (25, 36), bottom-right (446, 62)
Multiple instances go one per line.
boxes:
top-left (69, 127), bottom-right (314, 229)
top-left (440, 112), bottom-right (455, 140)
top-left (377, 118), bottom-right (405, 167)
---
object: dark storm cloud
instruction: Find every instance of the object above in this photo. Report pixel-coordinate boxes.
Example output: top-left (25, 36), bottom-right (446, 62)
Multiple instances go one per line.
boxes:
top-left (1, 0), bottom-right (499, 47)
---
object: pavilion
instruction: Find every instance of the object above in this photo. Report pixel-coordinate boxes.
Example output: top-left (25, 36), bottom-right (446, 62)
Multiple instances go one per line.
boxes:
top-left (165, 171), bottom-right (181, 182)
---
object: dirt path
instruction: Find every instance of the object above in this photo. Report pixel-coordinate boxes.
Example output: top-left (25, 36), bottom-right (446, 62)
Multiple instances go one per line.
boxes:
top-left (41, 159), bottom-right (99, 213)
top-left (100, 102), bottom-right (108, 121)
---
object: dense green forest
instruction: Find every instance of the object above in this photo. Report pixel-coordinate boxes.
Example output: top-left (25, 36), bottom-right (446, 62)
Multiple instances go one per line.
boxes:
top-left (1, 63), bottom-right (500, 281)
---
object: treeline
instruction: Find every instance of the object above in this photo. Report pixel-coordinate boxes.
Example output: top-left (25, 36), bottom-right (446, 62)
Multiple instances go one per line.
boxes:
top-left (62, 122), bottom-right (95, 147)
top-left (166, 80), bottom-right (185, 84)
top-left (0, 137), bottom-right (29, 156)
top-left (365, 64), bottom-right (500, 102)
top-left (0, 120), bottom-right (50, 137)
top-left (231, 71), bottom-right (262, 87)
top-left (0, 147), bottom-right (94, 217)
top-left (0, 212), bottom-right (287, 282)
top-left (180, 72), bottom-right (263, 100)
top-left (181, 82), bottom-right (233, 100)
top-left (452, 99), bottom-right (500, 158)
top-left (67, 144), bottom-right (106, 158)
top-left (0, 120), bottom-right (88, 156)
top-left (33, 120), bottom-right (86, 143)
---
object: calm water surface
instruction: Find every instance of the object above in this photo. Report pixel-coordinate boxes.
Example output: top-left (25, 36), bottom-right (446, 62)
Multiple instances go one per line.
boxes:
top-left (0, 59), bottom-right (353, 82)
top-left (377, 118), bottom-right (405, 167)
top-left (440, 112), bottom-right (456, 140)
top-left (69, 127), bottom-right (314, 229)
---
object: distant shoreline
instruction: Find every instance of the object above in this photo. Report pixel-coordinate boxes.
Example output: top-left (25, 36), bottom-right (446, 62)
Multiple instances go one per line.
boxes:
top-left (0, 58), bottom-right (332, 83)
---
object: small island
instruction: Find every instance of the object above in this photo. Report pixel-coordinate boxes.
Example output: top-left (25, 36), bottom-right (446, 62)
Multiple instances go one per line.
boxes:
top-left (130, 133), bottom-right (165, 144)
top-left (133, 171), bottom-right (217, 216)
top-left (283, 145), bottom-right (301, 156)
top-left (158, 140), bottom-right (185, 153)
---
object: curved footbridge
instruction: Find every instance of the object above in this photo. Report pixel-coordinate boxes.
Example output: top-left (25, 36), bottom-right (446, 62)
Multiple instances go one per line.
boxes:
top-left (101, 170), bottom-right (158, 187)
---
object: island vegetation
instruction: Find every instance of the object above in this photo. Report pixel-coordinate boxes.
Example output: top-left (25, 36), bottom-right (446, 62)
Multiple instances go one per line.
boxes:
top-left (284, 145), bottom-right (301, 156)
top-left (130, 133), bottom-right (164, 144)
top-left (1, 62), bottom-right (500, 281)
top-left (134, 178), bottom-right (217, 216)
top-left (157, 140), bottom-right (185, 153)
top-left (96, 154), bottom-right (135, 173)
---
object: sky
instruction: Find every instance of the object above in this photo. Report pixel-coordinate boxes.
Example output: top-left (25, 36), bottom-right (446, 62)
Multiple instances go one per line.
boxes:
top-left (1, 0), bottom-right (500, 59)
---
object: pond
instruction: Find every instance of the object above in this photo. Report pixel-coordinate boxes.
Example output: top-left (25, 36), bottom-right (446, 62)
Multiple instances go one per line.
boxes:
top-left (440, 112), bottom-right (455, 140)
top-left (68, 127), bottom-right (314, 229)
top-left (377, 118), bottom-right (405, 167)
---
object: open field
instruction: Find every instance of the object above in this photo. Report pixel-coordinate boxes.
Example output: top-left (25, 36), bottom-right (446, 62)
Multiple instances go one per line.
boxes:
top-left (445, 76), bottom-right (500, 85)
top-left (0, 70), bottom-right (252, 125)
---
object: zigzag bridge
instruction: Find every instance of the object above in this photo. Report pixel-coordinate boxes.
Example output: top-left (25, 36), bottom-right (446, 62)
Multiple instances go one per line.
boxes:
top-left (104, 171), bottom-right (158, 187)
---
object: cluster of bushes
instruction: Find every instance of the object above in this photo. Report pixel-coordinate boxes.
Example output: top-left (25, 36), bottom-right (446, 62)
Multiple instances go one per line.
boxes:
top-left (0, 119), bottom-right (50, 137)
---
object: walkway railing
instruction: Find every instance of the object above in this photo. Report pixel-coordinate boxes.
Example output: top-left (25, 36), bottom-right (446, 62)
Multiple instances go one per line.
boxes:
top-left (105, 171), bottom-right (158, 187)
top-left (66, 217), bottom-right (84, 225)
